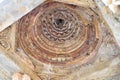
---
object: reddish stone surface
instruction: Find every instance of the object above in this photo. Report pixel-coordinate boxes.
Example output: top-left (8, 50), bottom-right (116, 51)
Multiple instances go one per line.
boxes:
top-left (17, 1), bottom-right (101, 66)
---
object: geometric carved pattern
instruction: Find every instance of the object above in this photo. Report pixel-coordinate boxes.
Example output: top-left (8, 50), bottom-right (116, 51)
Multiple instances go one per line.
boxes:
top-left (17, 1), bottom-right (102, 66)
top-left (0, 27), bottom-right (11, 51)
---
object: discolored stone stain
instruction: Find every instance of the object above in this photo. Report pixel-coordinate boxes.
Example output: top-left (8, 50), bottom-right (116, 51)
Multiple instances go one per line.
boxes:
top-left (19, 6), bottom-right (26, 13)
top-left (54, 0), bottom-right (90, 7)
top-left (16, 0), bottom-right (24, 3)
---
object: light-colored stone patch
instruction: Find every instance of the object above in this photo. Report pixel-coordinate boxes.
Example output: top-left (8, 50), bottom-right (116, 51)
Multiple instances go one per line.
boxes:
top-left (96, 0), bottom-right (120, 47)
top-left (0, 54), bottom-right (20, 80)
top-left (0, 0), bottom-right (45, 32)
top-left (12, 72), bottom-right (31, 80)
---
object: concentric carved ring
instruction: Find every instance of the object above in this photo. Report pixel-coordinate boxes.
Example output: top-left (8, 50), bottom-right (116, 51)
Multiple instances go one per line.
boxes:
top-left (17, 1), bottom-right (101, 66)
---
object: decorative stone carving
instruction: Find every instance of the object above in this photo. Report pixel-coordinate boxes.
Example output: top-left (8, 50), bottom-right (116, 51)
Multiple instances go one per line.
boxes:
top-left (0, 27), bottom-right (11, 51)
top-left (0, 0), bottom-right (120, 80)
top-left (16, 1), bottom-right (102, 66)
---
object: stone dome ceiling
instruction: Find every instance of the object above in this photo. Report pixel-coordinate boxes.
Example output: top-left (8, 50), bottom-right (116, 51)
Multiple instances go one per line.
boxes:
top-left (0, 0), bottom-right (119, 80)
top-left (17, 1), bottom-right (101, 66)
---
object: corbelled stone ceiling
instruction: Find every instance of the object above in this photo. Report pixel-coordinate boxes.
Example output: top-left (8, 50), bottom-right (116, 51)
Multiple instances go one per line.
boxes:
top-left (0, 0), bottom-right (120, 80)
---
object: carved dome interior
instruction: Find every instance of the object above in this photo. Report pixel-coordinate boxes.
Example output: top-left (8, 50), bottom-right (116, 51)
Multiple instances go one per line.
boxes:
top-left (0, 0), bottom-right (119, 80)
top-left (17, 1), bottom-right (101, 66)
